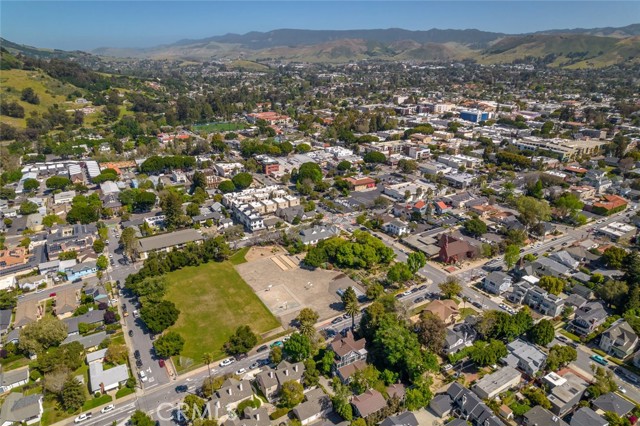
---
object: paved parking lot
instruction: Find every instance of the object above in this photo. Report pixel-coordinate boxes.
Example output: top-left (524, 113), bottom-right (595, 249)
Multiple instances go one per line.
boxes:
top-left (235, 252), bottom-right (363, 327)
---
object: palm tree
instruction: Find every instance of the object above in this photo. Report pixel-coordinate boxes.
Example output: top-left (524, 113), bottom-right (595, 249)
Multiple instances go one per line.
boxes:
top-left (341, 287), bottom-right (359, 329)
top-left (202, 352), bottom-right (213, 382)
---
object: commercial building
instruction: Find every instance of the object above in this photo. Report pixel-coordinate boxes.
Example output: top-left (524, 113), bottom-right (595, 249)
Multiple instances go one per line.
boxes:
top-left (136, 229), bottom-right (204, 260)
top-left (459, 110), bottom-right (489, 123)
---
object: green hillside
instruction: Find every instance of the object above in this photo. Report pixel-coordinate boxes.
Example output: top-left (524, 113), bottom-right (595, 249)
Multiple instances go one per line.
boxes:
top-left (478, 34), bottom-right (640, 68)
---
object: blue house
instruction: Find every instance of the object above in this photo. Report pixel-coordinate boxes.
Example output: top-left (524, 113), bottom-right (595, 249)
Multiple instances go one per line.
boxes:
top-left (65, 261), bottom-right (97, 282)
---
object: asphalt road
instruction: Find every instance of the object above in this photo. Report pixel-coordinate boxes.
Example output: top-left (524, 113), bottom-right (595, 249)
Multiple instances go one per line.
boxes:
top-left (105, 226), bottom-right (171, 391)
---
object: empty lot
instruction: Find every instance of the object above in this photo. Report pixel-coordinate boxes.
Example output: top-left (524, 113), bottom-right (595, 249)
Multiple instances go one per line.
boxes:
top-left (235, 248), bottom-right (363, 326)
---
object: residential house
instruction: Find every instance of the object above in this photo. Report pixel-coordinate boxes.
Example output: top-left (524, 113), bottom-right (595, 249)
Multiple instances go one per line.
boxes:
top-left (64, 261), bottom-right (97, 282)
top-left (483, 271), bottom-right (512, 295)
top-left (385, 383), bottom-right (405, 401)
top-left (502, 339), bottom-right (546, 376)
top-left (382, 220), bottom-right (409, 237)
top-left (380, 412), bottom-right (418, 426)
top-left (351, 389), bottom-right (387, 419)
top-left (292, 389), bottom-right (332, 426)
top-left (224, 406), bottom-right (269, 426)
top-left (599, 320), bottom-right (639, 359)
top-left (443, 323), bottom-right (476, 355)
top-left (329, 331), bottom-right (367, 370)
top-left (210, 379), bottom-right (254, 422)
top-left (471, 367), bottom-right (521, 399)
top-left (550, 251), bottom-right (580, 270)
top-left (54, 287), bottom-right (80, 318)
top-left (299, 226), bottom-right (339, 246)
top-left (423, 300), bottom-right (459, 324)
top-left (254, 369), bottom-right (279, 402)
top-left (572, 301), bottom-right (607, 336)
top-left (507, 281), bottom-right (565, 317)
top-left (438, 234), bottom-right (479, 264)
top-left (0, 366), bottom-right (29, 393)
top-left (89, 361), bottom-right (129, 393)
top-left (429, 394), bottom-right (453, 418)
top-left (136, 228), bottom-right (204, 260)
top-left (62, 331), bottom-right (107, 350)
top-left (255, 361), bottom-right (304, 402)
top-left (17, 274), bottom-right (46, 291)
top-left (523, 406), bottom-right (568, 426)
top-left (0, 393), bottom-right (43, 426)
top-left (53, 190), bottom-right (76, 205)
top-left (329, 331), bottom-right (368, 383)
top-left (0, 310), bottom-right (12, 336)
top-left (434, 201), bottom-right (451, 215)
top-left (84, 285), bottom-right (109, 303)
top-left (592, 393), bottom-right (634, 418)
top-left (519, 256), bottom-right (571, 279)
top-left (569, 407), bottom-right (607, 426)
top-left (546, 372), bottom-right (588, 416)
top-left (445, 382), bottom-right (506, 426)
top-left (63, 309), bottom-right (104, 336)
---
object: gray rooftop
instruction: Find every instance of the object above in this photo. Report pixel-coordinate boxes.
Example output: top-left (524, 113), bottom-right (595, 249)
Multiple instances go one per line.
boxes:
top-left (592, 392), bottom-right (634, 416)
top-left (137, 228), bottom-right (203, 252)
top-left (471, 366), bottom-right (521, 397)
top-left (570, 407), bottom-right (607, 426)
top-left (0, 392), bottom-right (42, 425)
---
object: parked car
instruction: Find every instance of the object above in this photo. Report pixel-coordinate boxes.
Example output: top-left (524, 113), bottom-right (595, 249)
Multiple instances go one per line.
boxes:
top-left (257, 345), bottom-right (269, 353)
top-left (249, 361), bottom-right (260, 370)
top-left (418, 285), bottom-right (428, 291)
top-left (270, 341), bottom-right (283, 348)
top-left (158, 359), bottom-right (165, 368)
top-left (235, 353), bottom-right (248, 361)
top-left (134, 350), bottom-right (140, 359)
top-left (219, 358), bottom-right (235, 367)
top-left (136, 359), bottom-right (143, 368)
top-left (442, 364), bottom-right (453, 372)
top-left (128, 330), bottom-right (133, 337)
top-left (331, 317), bottom-right (342, 325)
top-left (413, 296), bottom-right (424, 304)
top-left (101, 405), bottom-right (115, 414)
top-left (175, 385), bottom-right (188, 393)
top-left (591, 354), bottom-right (608, 366)
top-left (138, 371), bottom-right (148, 382)
top-left (235, 368), bottom-right (247, 375)
top-left (74, 413), bottom-right (92, 423)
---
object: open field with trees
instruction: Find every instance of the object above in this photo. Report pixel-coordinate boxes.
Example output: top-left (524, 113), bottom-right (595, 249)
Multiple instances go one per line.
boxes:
top-left (163, 260), bottom-right (280, 365)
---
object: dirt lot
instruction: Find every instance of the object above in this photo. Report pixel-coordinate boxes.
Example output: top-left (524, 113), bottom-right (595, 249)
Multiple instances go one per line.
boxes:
top-left (235, 248), bottom-right (363, 327)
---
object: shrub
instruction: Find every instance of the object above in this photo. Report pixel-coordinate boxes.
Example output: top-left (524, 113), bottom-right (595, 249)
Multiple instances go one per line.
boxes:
top-left (269, 407), bottom-right (290, 420)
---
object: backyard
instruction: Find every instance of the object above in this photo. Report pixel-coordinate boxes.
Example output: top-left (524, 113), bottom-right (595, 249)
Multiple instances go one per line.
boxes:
top-left (164, 254), bottom-right (280, 369)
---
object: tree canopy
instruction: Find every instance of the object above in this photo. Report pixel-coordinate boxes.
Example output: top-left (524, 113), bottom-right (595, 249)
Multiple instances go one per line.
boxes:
top-left (224, 325), bottom-right (258, 355)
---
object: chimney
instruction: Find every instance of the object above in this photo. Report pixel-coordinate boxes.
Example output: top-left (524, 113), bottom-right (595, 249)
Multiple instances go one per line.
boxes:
top-left (227, 388), bottom-right (232, 396)
top-left (239, 382), bottom-right (243, 391)
top-left (284, 369), bottom-right (289, 376)
top-left (294, 364), bottom-right (299, 373)
top-left (255, 413), bottom-right (260, 421)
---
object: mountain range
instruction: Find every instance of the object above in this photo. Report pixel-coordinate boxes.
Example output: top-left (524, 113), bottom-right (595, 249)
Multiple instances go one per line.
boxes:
top-left (3, 24), bottom-right (640, 68)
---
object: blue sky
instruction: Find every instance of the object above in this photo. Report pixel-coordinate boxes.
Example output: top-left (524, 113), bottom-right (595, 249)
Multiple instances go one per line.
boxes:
top-left (1, 1), bottom-right (639, 51)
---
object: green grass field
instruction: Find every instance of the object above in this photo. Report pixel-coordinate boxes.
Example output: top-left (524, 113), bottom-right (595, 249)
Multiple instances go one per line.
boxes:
top-left (164, 259), bottom-right (280, 365)
top-left (193, 122), bottom-right (248, 133)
